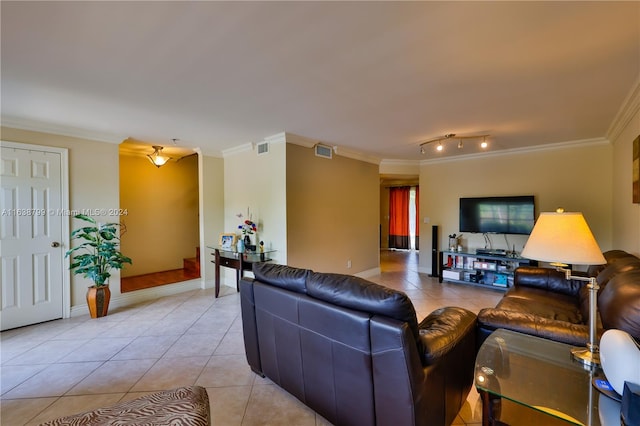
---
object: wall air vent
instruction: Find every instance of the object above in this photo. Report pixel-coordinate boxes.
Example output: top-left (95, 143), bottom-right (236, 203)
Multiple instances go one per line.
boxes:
top-left (256, 141), bottom-right (269, 155)
top-left (315, 144), bottom-right (333, 159)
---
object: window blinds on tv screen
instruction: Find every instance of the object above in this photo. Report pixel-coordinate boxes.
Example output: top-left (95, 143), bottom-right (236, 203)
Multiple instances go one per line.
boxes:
top-left (459, 196), bottom-right (535, 235)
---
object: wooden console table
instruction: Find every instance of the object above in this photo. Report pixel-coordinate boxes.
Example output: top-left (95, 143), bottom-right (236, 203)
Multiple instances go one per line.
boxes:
top-left (209, 247), bottom-right (275, 298)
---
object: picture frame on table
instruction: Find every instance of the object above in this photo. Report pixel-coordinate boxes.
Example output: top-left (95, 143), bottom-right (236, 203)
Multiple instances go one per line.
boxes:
top-left (219, 233), bottom-right (237, 250)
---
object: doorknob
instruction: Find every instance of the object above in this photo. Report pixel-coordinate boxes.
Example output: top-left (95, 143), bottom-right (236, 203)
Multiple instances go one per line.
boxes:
top-left (51, 241), bottom-right (60, 248)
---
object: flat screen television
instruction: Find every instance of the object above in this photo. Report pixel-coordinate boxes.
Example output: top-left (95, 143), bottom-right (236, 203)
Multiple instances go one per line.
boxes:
top-left (459, 196), bottom-right (535, 235)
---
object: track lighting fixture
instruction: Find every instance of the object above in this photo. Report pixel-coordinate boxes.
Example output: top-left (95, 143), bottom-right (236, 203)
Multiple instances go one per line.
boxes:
top-left (419, 133), bottom-right (490, 155)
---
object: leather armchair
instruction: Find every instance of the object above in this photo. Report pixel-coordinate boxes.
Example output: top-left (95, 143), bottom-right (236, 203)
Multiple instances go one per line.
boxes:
top-left (240, 263), bottom-right (477, 426)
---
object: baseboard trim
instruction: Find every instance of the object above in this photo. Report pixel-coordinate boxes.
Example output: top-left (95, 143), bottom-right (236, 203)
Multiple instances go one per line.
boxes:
top-left (355, 267), bottom-right (381, 278)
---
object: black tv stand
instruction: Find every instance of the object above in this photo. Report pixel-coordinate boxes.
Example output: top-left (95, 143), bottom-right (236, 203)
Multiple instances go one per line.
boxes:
top-left (439, 250), bottom-right (536, 291)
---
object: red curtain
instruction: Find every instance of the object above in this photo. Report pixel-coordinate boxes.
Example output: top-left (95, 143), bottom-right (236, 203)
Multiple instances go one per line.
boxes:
top-left (389, 187), bottom-right (410, 249)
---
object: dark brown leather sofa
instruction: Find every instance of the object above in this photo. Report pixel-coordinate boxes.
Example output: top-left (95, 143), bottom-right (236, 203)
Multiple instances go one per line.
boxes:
top-left (477, 250), bottom-right (640, 346)
top-left (240, 263), bottom-right (477, 426)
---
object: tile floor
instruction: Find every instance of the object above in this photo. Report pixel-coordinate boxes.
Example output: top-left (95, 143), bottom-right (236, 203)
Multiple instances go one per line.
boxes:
top-left (1, 251), bottom-right (503, 425)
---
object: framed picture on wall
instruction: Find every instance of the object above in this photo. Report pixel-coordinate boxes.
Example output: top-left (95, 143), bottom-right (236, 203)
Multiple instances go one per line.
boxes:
top-left (219, 233), bottom-right (237, 250)
top-left (634, 135), bottom-right (639, 204)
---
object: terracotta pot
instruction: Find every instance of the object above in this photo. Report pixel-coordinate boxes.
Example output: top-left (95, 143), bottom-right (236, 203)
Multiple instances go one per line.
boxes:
top-left (86, 285), bottom-right (111, 318)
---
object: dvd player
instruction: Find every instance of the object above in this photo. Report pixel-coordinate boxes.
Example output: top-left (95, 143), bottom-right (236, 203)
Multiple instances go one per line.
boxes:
top-left (476, 249), bottom-right (507, 256)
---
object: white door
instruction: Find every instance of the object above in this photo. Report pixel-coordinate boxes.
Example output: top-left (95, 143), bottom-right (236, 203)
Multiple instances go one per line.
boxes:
top-left (1, 143), bottom-right (67, 330)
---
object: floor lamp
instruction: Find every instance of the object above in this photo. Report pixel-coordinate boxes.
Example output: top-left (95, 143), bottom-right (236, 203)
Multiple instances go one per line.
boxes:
top-left (521, 209), bottom-right (606, 366)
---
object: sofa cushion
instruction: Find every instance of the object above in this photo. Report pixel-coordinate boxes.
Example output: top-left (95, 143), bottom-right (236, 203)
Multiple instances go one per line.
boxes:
top-left (514, 267), bottom-right (583, 297)
top-left (587, 250), bottom-right (633, 276)
top-left (496, 290), bottom-right (582, 324)
top-left (252, 263), bottom-right (311, 294)
top-left (598, 270), bottom-right (640, 340)
top-left (596, 256), bottom-right (640, 288)
top-left (306, 272), bottom-right (419, 338)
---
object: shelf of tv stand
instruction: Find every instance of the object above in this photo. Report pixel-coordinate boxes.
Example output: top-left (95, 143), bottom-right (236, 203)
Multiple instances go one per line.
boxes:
top-left (438, 250), bottom-right (536, 291)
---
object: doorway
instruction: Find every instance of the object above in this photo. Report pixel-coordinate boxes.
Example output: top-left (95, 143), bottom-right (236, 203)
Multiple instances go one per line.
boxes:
top-left (380, 175), bottom-right (420, 251)
top-left (1, 142), bottom-right (69, 330)
top-left (118, 140), bottom-right (200, 292)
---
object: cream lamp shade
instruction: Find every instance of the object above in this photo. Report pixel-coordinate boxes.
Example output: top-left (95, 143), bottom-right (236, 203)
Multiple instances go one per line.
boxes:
top-left (521, 210), bottom-right (605, 265)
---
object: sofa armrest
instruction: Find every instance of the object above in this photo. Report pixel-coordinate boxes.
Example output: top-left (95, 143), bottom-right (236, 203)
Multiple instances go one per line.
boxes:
top-left (418, 306), bottom-right (477, 365)
top-left (239, 277), bottom-right (263, 376)
top-left (477, 307), bottom-right (590, 347)
top-left (515, 266), bottom-right (584, 297)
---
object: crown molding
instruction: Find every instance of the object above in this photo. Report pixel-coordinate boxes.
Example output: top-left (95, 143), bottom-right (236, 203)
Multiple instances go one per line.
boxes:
top-left (221, 142), bottom-right (253, 157)
top-left (379, 158), bottom-right (421, 168)
top-left (1, 116), bottom-right (126, 144)
top-left (419, 137), bottom-right (610, 165)
top-left (221, 132), bottom-right (287, 158)
top-left (607, 74), bottom-right (640, 143)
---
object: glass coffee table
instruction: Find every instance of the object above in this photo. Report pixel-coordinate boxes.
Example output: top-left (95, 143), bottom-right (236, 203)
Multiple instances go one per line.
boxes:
top-left (475, 329), bottom-right (621, 426)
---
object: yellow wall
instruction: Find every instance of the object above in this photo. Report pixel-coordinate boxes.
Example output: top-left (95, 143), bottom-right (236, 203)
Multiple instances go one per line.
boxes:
top-left (286, 143), bottom-right (380, 274)
top-left (119, 152), bottom-right (199, 276)
top-left (419, 141), bottom-right (613, 273)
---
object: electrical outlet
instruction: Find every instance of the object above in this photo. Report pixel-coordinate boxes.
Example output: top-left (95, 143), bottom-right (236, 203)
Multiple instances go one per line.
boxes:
top-left (347, 260), bottom-right (352, 268)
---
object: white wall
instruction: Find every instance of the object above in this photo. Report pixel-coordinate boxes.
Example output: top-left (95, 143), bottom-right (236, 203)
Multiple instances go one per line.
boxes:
top-left (610, 83), bottom-right (640, 255)
top-left (222, 135), bottom-right (287, 287)
top-left (419, 141), bottom-right (613, 273)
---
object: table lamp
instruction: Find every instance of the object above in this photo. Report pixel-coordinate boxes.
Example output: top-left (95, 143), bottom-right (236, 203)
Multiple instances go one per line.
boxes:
top-left (521, 209), bottom-right (606, 366)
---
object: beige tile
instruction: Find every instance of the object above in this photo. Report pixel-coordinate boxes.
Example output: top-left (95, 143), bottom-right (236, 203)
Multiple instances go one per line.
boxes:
top-left (130, 356), bottom-right (209, 391)
top-left (196, 355), bottom-right (255, 388)
top-left (163, 333), bottom-right (223, 358)
top-left (26, 393), bottom-right (125, 425)
top-left (0, 396), bottom-right (57, 425)
top-left (111, 334), bottom-right (179, 360)
top-left (67, 358), bottom-right (156, 394)
top-left (3, 361), bottom-right (102, 398)
top-left (214, 331), bottom-right (245, 355)
top-left (3, 339), bottom-right (88, 365)
top-left (243, 383), bottom-right (316, 426)
top-left (0, 363), bottom-right (47, 395)
top-left (205, 385), bottom-right (251, 426)
top-left (1, 339), bottom-right (44, 365)
top-left (143, 318), bottom-right (198, 336)
top-left (59, 337), bottom-right (134, 362)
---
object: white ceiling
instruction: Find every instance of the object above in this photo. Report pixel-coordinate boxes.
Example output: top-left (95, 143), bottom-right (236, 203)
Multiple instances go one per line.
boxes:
top-left (2, 1), bottom-right (639, 161)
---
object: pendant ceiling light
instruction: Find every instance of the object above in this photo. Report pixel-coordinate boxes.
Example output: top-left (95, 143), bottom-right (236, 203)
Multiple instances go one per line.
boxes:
top-left (147, 145), bottom-right (172, 168)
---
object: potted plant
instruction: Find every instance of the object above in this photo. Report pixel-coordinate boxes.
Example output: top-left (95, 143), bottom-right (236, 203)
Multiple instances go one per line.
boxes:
top-left (65, 214), bottom-right (132, 318)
